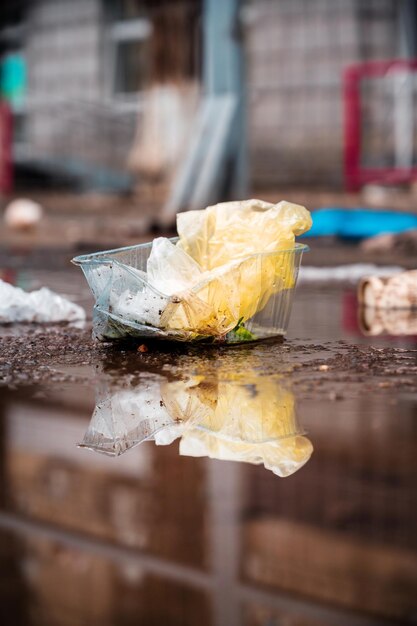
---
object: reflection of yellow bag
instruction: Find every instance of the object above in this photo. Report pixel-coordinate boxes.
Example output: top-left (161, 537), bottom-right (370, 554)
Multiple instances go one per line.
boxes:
top-left (81, 357), bottom-right (313, 476)
top-left (161, 374), bottom-right (313, 477)
top-left (155, 199), bottom-right (312, 336)
top-left (180, 432), bottom-right (312, 478)
top-left (163, 375), bottom-right (297, 440)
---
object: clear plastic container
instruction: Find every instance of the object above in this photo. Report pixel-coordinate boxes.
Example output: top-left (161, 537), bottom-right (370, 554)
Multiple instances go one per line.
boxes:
top-left (72, 239), bottom-right (308, 343)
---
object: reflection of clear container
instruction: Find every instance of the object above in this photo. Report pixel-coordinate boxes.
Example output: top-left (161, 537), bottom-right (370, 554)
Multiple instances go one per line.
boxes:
top-left (79, 374), bottom-right (313, 477)
top-left (72, 239), bottom-right (309, 343)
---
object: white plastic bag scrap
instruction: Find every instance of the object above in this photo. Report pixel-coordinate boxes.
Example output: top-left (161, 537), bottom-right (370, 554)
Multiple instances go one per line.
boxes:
top-left (147, 237), bottom-right (202, 295)
top-left (110, 261), bottom-right (170, 329)
top-left (112, 199), bottom-right (312, 338)
top-left (0, 279), bottom-right (86, 323)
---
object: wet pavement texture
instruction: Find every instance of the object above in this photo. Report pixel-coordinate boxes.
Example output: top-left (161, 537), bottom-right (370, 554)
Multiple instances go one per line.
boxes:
top-left (0, 265), bottom-right (417, 626)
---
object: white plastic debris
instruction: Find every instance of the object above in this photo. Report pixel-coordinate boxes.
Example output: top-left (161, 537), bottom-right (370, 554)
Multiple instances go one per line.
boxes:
top-left (114, 289), bottom-right (169, 329)
top-left (298, 264), bottom-right (403, 284)
top-left (147, 237), bottom-right (202, 294)
top-left (0, 279), bottom-right (86, 323)
top-left (4, 198), bottom-right (43, 230)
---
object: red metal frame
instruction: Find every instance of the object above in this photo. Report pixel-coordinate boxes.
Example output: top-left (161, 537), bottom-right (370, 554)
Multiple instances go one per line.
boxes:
top-left (343, 59), bottom-right (417, 191)
top-left (0, 101), bottom-right (13, 194)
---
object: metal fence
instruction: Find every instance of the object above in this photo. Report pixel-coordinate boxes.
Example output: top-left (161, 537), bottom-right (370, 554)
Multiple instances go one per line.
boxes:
top-left (245, 0), bottom-right (399, 188)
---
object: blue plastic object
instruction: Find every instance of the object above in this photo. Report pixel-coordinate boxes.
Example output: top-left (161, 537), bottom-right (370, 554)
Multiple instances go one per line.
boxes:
top-left (302, 208), bottom-right (417, 240)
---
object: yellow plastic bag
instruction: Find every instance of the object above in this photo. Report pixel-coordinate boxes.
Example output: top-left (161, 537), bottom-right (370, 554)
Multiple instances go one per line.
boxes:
top-left (116, 199), bottom-right (311, 339)
top-left (177, 199), bottom-right (312, 269)
top-left (163, 199), bottom-right (312, 335)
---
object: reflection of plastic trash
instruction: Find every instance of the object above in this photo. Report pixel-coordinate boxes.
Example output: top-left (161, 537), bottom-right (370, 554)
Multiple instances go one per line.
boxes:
top-left (73, 239), bottom-right (308, 343)
top-left (0, 279), bottom-right (85, 323)
top-left (80, 373), bottom-right (313, 477)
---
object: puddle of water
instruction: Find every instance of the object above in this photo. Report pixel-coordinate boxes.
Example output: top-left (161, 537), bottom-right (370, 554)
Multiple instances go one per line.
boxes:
top-left (289, 285), bottom-right (417, 348)
top-left (79, 369), bottom-right (312, 479)
top-left (0, 351), bottom-right (416, 625)
top-left (0, 282), bottom-right (417, 625)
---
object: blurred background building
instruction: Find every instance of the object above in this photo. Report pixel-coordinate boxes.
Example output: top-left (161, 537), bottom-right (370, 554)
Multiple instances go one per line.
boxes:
top-left (0, 0), bottom-right (415, 205)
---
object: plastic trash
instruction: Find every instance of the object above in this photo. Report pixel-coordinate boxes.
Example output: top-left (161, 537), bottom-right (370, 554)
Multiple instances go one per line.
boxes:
top-left (73, 199), bottom-right (311, 343)
top-left (299, 264), bottom-right (403, 284)
top-left (177, 199), bottom-right (312, 269)
top-left (358, 270), bottom-right (417, 336)
top-left (80, 372), bottom-right (313, 477)
top-left (358, 270), bottom-right (417, 310)
top-left (0, 279), bottom-right (85, 323)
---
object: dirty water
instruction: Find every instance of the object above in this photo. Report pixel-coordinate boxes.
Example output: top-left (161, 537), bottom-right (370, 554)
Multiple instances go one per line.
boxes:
top-left (0, 272), bottom-right (417, 625)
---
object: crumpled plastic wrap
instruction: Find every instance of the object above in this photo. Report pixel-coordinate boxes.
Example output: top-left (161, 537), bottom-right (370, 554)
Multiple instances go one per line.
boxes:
top-left (75, 199), bottom-right (311, 342)
top-left (0, 279), bottom-right (85, 324)
top-left (80, 372), bottom-right (313, 478)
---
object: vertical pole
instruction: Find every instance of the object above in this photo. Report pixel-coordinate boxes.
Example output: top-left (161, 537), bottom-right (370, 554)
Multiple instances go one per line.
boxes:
top-left (203, 0), bottom-right (247, 198)
top-left (0, 102), bottom-right (13, 195)
top-left (343, 67), bottom-right (361, 191)
top-left (394, 0), bottom-right (417, 171)
top-left (207, 459), bottom-right (243, 626)
top-left (203, 0), bottom-right (243, 96)
top-left (162, 0), bottom-right (247, 219)
top-left (398, 0), bottom-right (417, 58)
